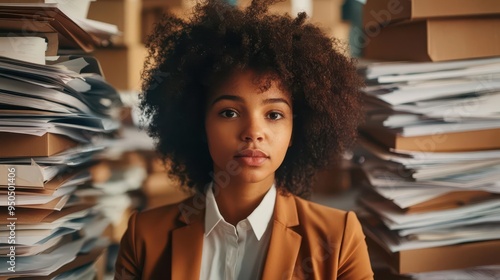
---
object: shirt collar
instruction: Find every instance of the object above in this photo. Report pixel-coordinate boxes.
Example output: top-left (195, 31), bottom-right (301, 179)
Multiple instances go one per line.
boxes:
top-left (204, 182), bottom-right (277, 240)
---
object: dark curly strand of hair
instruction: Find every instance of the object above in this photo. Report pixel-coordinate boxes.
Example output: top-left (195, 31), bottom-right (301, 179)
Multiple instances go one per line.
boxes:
top-left (140, 0), bottom-right (363, 198)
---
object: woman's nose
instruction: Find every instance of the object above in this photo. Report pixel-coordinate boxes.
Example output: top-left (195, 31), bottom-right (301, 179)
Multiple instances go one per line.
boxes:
top-left (240, 116), bottom-right (264, 142)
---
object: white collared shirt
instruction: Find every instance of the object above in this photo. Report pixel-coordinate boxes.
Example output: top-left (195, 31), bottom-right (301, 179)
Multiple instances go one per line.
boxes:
top-left (199, 183), bottom-right (276, 280)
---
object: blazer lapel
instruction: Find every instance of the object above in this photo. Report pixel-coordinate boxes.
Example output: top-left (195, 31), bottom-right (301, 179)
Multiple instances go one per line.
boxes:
top-left (171, 195), bottom-right (206, 280)
top-left (261, 194), bottom-right (302, 280)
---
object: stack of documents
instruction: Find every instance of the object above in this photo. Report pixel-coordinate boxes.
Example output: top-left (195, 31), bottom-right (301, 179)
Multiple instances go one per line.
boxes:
top-left (358, 56), bottom-right (500, 152)
top-left (0, 60), bottom-right (119, 277)
top-left (0, 10), bottom-right (122, 276)
top-left (356, 58), bottom-right (500, 276)
top-left (0, 55), bottom-right (122, 157)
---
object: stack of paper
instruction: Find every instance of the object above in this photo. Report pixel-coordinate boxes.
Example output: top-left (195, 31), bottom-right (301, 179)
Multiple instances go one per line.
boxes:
top-left (408, 265), bottom-right (500, 280)
top-left (359, 57), bottom-right (500, 152)
top-left (0, 5), bottom-right (123, 276)
top-left (357, 36), bottom-right (500, 278)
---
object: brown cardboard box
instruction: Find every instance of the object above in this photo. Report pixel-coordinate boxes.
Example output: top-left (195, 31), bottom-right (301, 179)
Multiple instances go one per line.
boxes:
top-left (311, 0), bottom-right (342, 25)
top-left (238, 0), bottom-right (292, 15)
top-left (88, 0), bottom-right (142, 46)
top-left (366, 236), bottom-right (500, 274)
top-left (363, 0), bottom-right (500, 27)
top-left (92, 45), bottom-right (148, 91)
top-left (0, 132), bottom-right (78, 158)
top-left (363, 16), bottom-right (500, 62)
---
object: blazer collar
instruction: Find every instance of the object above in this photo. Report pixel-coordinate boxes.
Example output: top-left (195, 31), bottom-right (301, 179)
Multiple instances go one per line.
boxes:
top-left (171, 192), bottom-right (302, 280)
top-left (261, 193), bottom-right (302, 280)
top-left (172, 193), bottom-right (206, 280)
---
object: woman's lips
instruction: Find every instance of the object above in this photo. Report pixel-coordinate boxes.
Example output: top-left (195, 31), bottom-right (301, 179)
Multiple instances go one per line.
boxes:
top-left (234, 149), bottom-right (269, 166)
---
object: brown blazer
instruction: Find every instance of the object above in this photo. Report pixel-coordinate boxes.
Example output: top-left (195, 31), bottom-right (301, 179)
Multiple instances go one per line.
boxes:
top-left (114, 192), bottom-right (374, 280)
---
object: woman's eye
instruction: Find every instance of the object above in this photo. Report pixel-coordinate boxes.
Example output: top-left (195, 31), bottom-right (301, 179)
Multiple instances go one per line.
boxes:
top-left (220, 110), bottom-right (239, 118)
top-left (268, 112), bottom-right (284, 120)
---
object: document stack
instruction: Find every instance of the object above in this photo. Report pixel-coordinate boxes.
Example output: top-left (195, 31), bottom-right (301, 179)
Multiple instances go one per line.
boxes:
top-left (0, 1), bottom-right (123, 279)
top-left (357, 0), bottom-right (500, 278)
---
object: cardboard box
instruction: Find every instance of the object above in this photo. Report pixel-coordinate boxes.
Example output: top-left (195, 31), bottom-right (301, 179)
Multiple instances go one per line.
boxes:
top-left (311, 0), bottom-right (342, 25)
top-left (92, 45), bottom-right (148, 91)
top-left (363, 0), bottom-right (500, 27)
top-left (88, 0), bottom-right (142, 46)
top-left (364, 17), bottom-right (500, 62)
top-left (361, 127), bottom-right (500, 152)
top-left (0, 132), bottom-right (78, 158)
top-left (238, 0), bottom-right (292, 15)
top-left (366, 236), bottom-right (500, 274)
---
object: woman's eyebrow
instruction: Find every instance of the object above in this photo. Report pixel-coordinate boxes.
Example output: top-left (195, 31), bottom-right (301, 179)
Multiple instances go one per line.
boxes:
top-left (262, 98), bottom-right (291, 108)
top-left (210, 95), bottom-right (291, 108)
top-left (210, 94), bottom-right (243, 106)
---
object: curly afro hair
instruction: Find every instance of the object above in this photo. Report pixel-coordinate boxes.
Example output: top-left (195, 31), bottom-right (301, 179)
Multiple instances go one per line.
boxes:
top-left (140, 0), bottom-right (363, 198)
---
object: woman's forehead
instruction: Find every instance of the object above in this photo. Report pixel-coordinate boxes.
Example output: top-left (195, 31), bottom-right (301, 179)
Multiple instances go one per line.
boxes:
top-left (210, 70), bottom-right (291, 99)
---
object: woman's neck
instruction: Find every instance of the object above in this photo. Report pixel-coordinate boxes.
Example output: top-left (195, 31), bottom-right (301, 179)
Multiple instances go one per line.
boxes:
top-left (212, 178), bottom-right (274, 226)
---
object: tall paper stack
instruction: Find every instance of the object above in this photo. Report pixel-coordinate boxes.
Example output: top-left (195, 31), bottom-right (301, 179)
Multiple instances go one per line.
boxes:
top-left (358, 0), bottom-right (500, 278)
top-left (0, 2), bottom-right (123, 278)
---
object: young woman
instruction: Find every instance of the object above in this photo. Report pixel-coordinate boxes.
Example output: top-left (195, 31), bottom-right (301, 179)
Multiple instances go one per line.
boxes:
top-left (114, 0), bottom-right (373, 279)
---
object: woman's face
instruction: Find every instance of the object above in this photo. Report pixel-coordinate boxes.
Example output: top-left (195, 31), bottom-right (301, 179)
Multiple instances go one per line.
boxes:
top-left (205, 70), bottom-right (293, 187)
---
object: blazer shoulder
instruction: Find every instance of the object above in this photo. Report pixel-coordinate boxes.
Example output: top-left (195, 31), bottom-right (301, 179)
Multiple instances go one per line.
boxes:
top-left (292, 195), bottom-right (363, 237)
top-left (132, 195), bottom-right (197, 233)
top-left (293, 195), bottom-right (349, 220)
